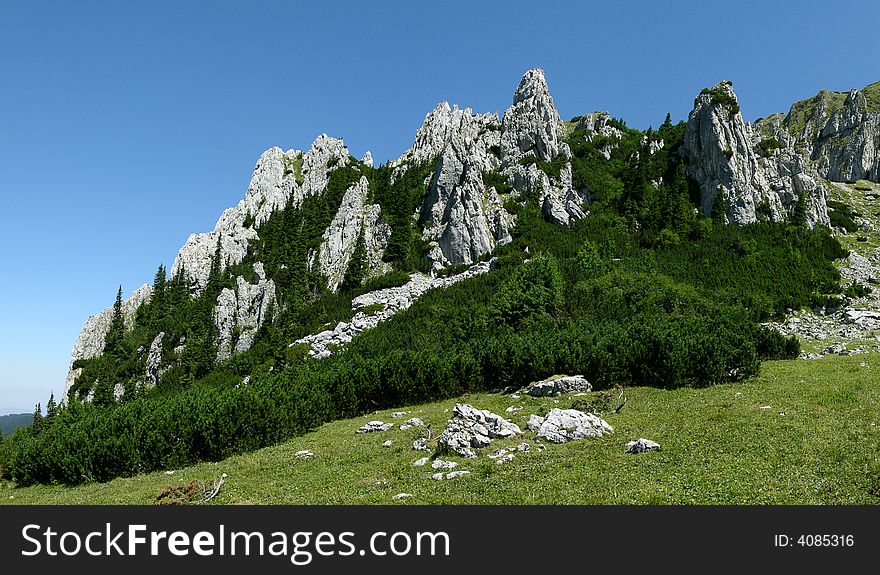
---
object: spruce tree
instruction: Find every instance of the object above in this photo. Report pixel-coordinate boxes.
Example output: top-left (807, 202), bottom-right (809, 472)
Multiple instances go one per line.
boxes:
top-left (105, 285), bottom-right (125, 357)
top-left (31, 403), bottom-right (43, 436)
top-left (341, 226), bottom-right (368, 291)
top-left (152, 263), bottom-right (167, 323)
top-left (45, 393), bottom-right (57, 427)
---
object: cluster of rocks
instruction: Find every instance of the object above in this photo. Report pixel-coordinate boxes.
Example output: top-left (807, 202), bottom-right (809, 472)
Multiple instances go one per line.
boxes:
top-left (293, 259), bottom-right (495, 359)
top-left (527, 409), bottom-right (614, 444)
top-left (765, 246), bottom-right (880, 355)
top-left (436, 403), bottom-right (522, 458)
top-left (521, 374), bottom-right (592, 397)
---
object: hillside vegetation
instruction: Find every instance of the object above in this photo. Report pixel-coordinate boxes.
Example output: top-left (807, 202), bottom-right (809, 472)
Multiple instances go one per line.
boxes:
top-left (0, 114), bottom-right (852, 488)
top-left (4, 354), bottom-right (879, 505)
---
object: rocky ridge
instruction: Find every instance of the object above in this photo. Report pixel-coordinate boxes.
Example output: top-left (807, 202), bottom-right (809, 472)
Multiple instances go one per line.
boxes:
top-left (63, 284), bottom-right (153, 403)
top-left (683, 81), bottom-right (830, 227)
top-left (171, 135), bottom-right (351, 295)
top-left (65, 71), bottom-right (880, 400)
top-left (293, 259), bottom-right (495, 359)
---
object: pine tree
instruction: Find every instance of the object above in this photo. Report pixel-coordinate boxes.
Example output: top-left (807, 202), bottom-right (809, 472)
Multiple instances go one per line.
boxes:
top-left (152, 263), bottom-right (167, 323)
top-left (45, 393), bottom-right (57, 427)
top-left (105, 285), bottom-right (125, 357)
top-left (31, 403), bottom-right (43, 436)
top-left (341, 226), bottom-right (368, 291)
top-left (92, 378), bottom-right (115, 408)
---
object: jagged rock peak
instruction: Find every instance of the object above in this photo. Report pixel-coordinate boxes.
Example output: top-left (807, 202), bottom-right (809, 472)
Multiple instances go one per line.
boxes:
top-left (684, 80), bottom-right (829, 227)
top-left (170, 134), bottom-right (350, 294)
top-left (62, 284), bottom-right (153, 403)
top-left (501, 68), bottom-right (566, 166)
top-left (393, 101), bottom-right (500, 169)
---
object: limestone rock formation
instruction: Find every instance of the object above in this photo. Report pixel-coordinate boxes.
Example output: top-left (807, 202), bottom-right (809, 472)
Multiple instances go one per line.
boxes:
top-left (62, 284), bottom-right (153, 403)
top-left (780, 82), bottom-right (880, 183)
top-left (318, 176), bottom-right (392, 291)
top-left (522, 374), bottom-right (592, 397)
top-left (570, 111), bottom-right (623, 159)
top-left (527, 408), bottom-right (613, 443)
top-left (214, 262), bottom-right (278, 362)
top-left (436, 403), bottom-right (521, 459)
top-left (683, 81), bottom-right (829, 227)
top-left (144, 331), bottom-right (165, 390)
top-left (500, 68), bottom-right (587, 226)
top-left (171, 135), bottom-right (350, 294)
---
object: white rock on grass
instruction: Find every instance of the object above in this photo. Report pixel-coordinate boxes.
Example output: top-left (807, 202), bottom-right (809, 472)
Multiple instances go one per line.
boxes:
top-left (357, 421), bottom-right (392, 433)
top-left (399, 417), bottom-right (424, 430)
top-left (412, 438), bottom-right (431, 452)
top-left (527, 409), bottom-right (613, 444)
top-left (437, 403), bottom-right (522, 458)
top-left (432, 471), bottom-right (471, 480)
top-left (431, 459), bottom-right (458, 470)
top-left (413, 457), bottom-right (430, 467)
top-left (523, 374), bottom-right (592, 397)
top-left (392, 493), bottom-right (413, 501)
top-left (495, 453), bottom-right (515, 465)
top-left (382, 440), bottom-right (393, 447)
top-left (294, 450), bottom-right (314, 459)
top-left (625, 438), bottom-right (661, 454)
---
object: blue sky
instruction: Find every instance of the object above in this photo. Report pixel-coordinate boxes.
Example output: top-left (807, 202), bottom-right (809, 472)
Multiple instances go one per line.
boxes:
top-left (1, 0), bottom-right (878, 413)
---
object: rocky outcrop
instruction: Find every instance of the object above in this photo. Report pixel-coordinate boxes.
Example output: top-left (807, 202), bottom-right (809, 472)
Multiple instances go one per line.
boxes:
top-left (779, 82), bottom-right (880, 184)
top-left (522, 374), bottom-right (592, 397)
top-left (293, 259), bottom-right (495, 359)
top-left (527, 408), bottom-right (613, 443)
top-left (318, 176), bottom-right (392, 291)
top-left (571, 112), bottom-right (623, 157)
top-left (683, 81), bottom-right (829, 227)
top-left (144, 331), bottom-right (165, 390)
top-left (62, 284), bottom-right (153, 403)
top-left (437, 403), bottom-right (522, 458)
top-left (418, 120), bottom-right (511, 265)
top-left (214, 262), bottom-right (278, 362)
top-left (501, 68), bottom-right (587, 226)
top-left (171, 135), bottom-right (350, 294)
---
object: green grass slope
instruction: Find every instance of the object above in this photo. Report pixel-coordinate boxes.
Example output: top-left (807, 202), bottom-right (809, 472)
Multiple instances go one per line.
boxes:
top-left (5, 353), bottom-right (878, 505)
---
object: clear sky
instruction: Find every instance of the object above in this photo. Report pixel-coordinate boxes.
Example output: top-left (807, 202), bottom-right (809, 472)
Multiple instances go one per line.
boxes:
top-left (1, 0), bottom-right (878, 414)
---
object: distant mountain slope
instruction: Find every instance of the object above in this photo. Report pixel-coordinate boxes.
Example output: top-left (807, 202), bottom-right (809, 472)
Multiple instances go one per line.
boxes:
top-left (0, 413), bottom-right (30, 436)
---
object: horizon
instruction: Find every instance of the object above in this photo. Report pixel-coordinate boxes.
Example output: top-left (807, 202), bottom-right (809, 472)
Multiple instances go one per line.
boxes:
top-left (2, 0), bottom-right (879, 412)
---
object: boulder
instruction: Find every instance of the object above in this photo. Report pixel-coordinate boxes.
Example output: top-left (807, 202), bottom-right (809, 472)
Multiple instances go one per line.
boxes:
top-left (625, 438), bottom-right (661, 454)
top-left (527, 409), bottom-right (613, 443)
top-left (523, 374), bottom-right (592, 397)
top-left (437, 403), bottom-right (522, 458)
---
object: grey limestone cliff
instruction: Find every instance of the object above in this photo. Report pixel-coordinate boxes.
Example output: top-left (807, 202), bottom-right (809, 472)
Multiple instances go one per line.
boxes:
top-left (62, 284), bottom-right (153, 402)
top-left (214, 262), bottom-right (278, 362)
top-left (317, 176), bottom-right (392, 291)
top-left (683, 80), bottom-right (829, 227)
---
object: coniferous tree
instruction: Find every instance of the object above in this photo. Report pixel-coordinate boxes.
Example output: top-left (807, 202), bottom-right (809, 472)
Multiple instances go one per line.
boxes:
top-left (105, 286), bottom-right (125, 357)
top-left (341, 226), bottom-right (368, 291)
top-left (152, 263), bottom-right (167, 323)
top-left (31, 403), bottom-right (43, 436)
top-left (92, 378), bottom-right (115, 408)
top-left (45, 393), bottom-right (57, 427)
